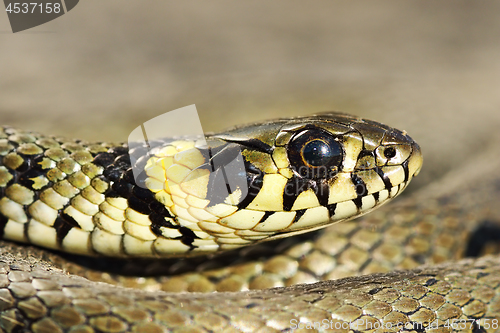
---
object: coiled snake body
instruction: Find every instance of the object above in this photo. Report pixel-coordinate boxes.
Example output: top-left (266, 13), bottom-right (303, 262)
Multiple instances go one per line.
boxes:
top-left (0, 112), bottom-right (499, 332)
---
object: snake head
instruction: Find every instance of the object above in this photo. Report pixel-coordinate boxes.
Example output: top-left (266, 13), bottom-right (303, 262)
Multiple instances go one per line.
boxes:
top-left (143, 112), bottom-right (422, 256)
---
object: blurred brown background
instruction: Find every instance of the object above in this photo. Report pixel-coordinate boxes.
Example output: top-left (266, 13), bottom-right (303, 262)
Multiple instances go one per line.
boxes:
top-left (1, 1), bottom-right (499, 190)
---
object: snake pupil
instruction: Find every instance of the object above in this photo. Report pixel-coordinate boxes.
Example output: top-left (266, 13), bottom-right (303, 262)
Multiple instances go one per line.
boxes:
top-left (302, 140), bottom-right (337, 167)
top-left (384, 147), bottom-right (397, 159)
top-left (287, 127), bottom-right (344, 179)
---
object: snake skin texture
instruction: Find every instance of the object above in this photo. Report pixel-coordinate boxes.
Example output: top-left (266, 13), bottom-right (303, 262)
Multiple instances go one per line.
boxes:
top-left (0, 114), bottom-right (499, 332)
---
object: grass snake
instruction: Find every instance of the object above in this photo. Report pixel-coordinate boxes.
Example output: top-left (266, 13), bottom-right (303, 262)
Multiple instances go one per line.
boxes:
top-left (0, 112), bottom-right (499, 332)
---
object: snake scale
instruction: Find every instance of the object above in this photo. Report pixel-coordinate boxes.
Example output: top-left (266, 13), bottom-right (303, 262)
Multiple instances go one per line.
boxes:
top-left (0, 112), bottom-right (499, 333)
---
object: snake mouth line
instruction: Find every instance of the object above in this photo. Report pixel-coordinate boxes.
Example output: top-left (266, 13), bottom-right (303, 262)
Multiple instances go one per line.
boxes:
top-left (261, 181), bottom-right (408, 242)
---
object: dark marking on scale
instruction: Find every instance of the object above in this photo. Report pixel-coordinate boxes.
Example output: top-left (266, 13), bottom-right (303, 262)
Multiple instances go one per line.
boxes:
top-left (54, 212), bottom-right (81, 245)
top-left (259, 211), bottom-right (274, 224)
top-left (283, 178), bottom-right (315, 211)
top-left (351, 173), bottom-right (367, 209)
top-left (179, 226), bottom-right (199, 249)
top-left (150, 216), bottom-right (180, 238)
top-left (292, 209), bottom-right (307, 223)
top-left (236, 160), bottom-right (264, 210)
top-left (220, 138), bottom-right (273, 154)
top-left (18, 168), bottom-right (47, 190)
top-left (376, 166), bottom-right (393, 190)
top-left (128, 195), bottom-right (152, 215)
top-left (326, 203), bottom-right (336, 219)
top-left (353, 197), bottom-right (363, 210)
top-left (315, 181), bottom-right (330, 207)
top-left (148, 213), bottom-right (176, 229)
top-left (93, 152), bottom-right (116, 168)
top-left (203, 143), bottom-right (249, 207)
top-left (0, 214), bottom-right (7, 239)
top-left (149, 201), bottom-right (174, 219)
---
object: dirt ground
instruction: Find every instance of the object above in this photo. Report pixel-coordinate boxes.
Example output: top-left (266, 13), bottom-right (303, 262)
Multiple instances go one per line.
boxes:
top-left (1, 1), bottom-right (499, 190)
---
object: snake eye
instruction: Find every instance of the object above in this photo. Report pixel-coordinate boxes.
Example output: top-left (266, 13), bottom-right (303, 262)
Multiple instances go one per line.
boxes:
top-left (287, 128), bottom-right (343, 179)
top-left (383, 147), bottom-right (397, 159)
top-left (302, 139), bottom-right (342, 167)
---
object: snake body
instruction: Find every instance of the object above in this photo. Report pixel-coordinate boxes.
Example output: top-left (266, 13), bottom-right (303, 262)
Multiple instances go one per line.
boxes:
top-left (0, 112), bottom-right (499, 332)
